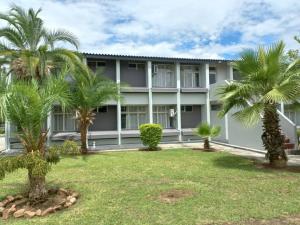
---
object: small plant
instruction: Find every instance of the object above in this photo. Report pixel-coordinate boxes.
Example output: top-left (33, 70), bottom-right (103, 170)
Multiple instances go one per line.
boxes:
top-left (139, 124), bottom-right (162, 150)
top-left (195, 123), bottom-right (221, 150)
top-left (49, 140), bottom-right (80, 156)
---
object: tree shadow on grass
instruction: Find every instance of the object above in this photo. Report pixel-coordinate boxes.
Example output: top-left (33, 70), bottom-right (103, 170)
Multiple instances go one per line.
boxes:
top-left (212, 154), bottom-right (272, 173)
top-left (213, 154), bottom-right (300, 174)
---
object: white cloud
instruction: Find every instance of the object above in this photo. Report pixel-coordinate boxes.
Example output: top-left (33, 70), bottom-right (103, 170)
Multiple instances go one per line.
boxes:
top-left (0, 0), bottom-right (299, 59)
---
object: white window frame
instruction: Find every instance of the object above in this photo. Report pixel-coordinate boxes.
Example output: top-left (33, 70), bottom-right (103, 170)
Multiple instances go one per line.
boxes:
top-left (121, 106), bottom-right (148, 129)
top-left (181, 65), bottom-right (201, 88)
top-left (53, 107), bottom-right (76, 132)
top-left (152, 64), bottom-right (176, 88)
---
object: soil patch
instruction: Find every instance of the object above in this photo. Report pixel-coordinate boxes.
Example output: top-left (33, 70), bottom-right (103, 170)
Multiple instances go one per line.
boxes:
top-left (0, 188), bottom-right (79, 220)
top-left (158, 189), bottom-right (194, 203)
top-left (139, 147), bottom-right (162, 151)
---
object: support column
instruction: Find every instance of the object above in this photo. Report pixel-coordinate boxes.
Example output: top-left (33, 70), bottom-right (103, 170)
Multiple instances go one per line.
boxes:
top-left (205, 63), bottom-right (211, 124)
top-left (228, 63), bottom-right (233, 81)
top-left (5, 73), bottom-right (11, 151)
top-left (116, 60), bottom-right (122, 145)
top-left (176, 62), bottom-right (182, 142)
top-left (147, 61), bottom-right (153, 123)
top-left (280, 102), bottom-right (285, 114)
top-left (46, 111), bottom-right (52, 146)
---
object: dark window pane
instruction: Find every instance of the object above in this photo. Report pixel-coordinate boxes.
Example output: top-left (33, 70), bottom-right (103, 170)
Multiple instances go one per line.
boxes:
top-left (185, 106), bottom-right (193, 112)
top-left (128, 63), bottom-right (137, 69)
top-left (97, 61), bottom-right (106, 67)
top-left (98, 106), bottom-right (108, 113)
top-left (121, 114), bottom-right (126, 129)
top-left (121, 106), bottom-right (126, 112)
top-left (181, 106), bottom-right (184, 111)
top-left (209, 73), bottom-right (216, 84)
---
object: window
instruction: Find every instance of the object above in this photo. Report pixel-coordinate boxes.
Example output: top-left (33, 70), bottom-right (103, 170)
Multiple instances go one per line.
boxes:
top-left (53, 106), bottom-right (76, 132)
top-left (121, 106), bottom-right (148, 129)
top-left (233, 69), bottom-right (241, 80)
top-left (153, 105), bottom-right (176, 128)
top-left (181, 105), bottom-right (193, 112)
top-left (128, 62), bottom-right (145, 70)
top-left (181, 66), bottom-right (201, 88)
top-left (211, 104), bottom-right (221, 111)
top-left (209, 67), bottom-right (217, 84)
top-left (98, 106), bottom-right (108, 113)
top-left (152, 64), bottom-right (176, 88)
top-left (87, 60), bottom-right (106, 71)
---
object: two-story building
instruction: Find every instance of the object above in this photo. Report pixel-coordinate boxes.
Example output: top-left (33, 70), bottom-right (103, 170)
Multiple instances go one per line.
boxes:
top-left (6, 54), bottom-right (298, 151)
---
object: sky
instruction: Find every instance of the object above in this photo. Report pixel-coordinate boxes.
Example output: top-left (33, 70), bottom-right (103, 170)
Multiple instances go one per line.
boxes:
top-left (0, 0), bottom-right (299, 59)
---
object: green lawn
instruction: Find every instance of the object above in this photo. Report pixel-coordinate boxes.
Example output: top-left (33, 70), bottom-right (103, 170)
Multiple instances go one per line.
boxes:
top-left (1, 149), bottom-right (300, 225)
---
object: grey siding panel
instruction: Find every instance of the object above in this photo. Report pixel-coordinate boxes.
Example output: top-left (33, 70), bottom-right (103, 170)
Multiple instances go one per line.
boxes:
top-left (181, 105), bottom-right (202, 128)
top-left (210, 110), bottom-right (226, 141)
top-left (120, 61), bottom-right (146, 87)
top-left (90, 106), bottom-right (117, 131)
top-left (103, 60), bottom-right (116, 81)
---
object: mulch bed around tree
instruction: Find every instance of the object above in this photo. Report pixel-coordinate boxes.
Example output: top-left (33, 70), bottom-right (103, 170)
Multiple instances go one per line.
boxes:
top-left (157, 189), bottom-right (195, 204)
top-left (0, 188), bottom-right (79, 220)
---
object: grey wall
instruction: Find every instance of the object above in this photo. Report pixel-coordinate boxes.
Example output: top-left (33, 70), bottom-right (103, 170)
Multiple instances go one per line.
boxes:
top-left (86, 58), bottom-right (116, 81)
top-left (181, 105), bottom-right (202, 128)
top-left (210, 108), bottom-right (226, 141)
top-left (89, 106), bottom-right (117, 131)
top-left (120, 61), bottom-right (146, 87)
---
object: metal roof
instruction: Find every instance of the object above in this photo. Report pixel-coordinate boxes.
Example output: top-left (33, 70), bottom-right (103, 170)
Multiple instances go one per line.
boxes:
top-left (82, 53), bottom-right (233, 63)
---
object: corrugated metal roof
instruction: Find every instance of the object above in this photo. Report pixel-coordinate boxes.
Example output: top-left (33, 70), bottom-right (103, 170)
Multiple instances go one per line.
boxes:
top-left (82, 53), bottom-right (234, 63)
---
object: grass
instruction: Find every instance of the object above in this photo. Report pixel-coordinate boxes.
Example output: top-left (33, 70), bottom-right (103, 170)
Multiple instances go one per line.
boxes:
top-left (1, 149), bottom-right (300, 225)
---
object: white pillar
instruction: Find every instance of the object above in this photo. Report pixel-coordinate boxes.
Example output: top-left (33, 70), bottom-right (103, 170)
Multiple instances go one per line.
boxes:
top-left (116, 60), bottom-right (122, 145)
top-left (228, 63), bottom-right (233, 81)
top-left (225, 113), bottom-right (229, 141)
top-left (205, 63), bottom-right (211, 124)
top-left (5, 73), bottom-right (11, 151)
top-left (147, 61), bottom-right (153, 123)
top-left (176, 62), bottom-right (182, 142)
top-left (280, 102), bottom-right (285, 114)
top-left (47, 111), bottom-right (52, 146)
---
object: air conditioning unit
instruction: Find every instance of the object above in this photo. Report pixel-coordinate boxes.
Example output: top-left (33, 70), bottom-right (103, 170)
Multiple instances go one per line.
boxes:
top-left (169, 109), bottom-right (175, 117)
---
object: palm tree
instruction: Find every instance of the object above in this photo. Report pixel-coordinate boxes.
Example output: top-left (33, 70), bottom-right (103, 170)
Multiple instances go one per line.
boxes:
top-left (71, 68), bottom-right (119, 154)
top-left (218, 41), bottom-right (300, 167)
top-left (195, 123), bottom-right (221, 150)
top-left (0, 5), bottom-right (82, 80)
top-left (1, 74), bottom-right (71, 201)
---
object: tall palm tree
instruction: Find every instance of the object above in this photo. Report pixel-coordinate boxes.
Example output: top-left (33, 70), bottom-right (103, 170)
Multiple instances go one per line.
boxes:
top-left (0, 5), bottom-right (82, 80)
top-left (218, 41), bottom-right (300, 167)
top-left (1, 74), bottom-right (71, 201)
top-left (71, 68), bottom-right (119, 154)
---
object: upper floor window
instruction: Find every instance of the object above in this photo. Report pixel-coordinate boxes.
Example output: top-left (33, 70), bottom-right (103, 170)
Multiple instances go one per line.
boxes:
top-left (181, 105), bottom-right (193, 112)
top-left (87, 60), bottom-right (106, 71)
top-left (128, 62), bottom-right (145, 70)
top-left (181, 65), bottom-right (201, 88)
top-left (152, 64), bottom-right (176, 88)
top-left (209, 67), bottom-right (217, 84)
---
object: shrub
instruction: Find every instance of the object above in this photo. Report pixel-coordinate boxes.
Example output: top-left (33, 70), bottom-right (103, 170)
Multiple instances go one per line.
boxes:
top-left (49, 140), bottom-right (80, 156)
top-left (139, 123), bottom-right (162, 150)
top-left (195, 123), bottom-right (221, 150)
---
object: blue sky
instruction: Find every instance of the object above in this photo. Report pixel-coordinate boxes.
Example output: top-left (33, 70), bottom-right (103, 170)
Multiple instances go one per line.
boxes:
top-left (0, 0), bottom-right (299, 59)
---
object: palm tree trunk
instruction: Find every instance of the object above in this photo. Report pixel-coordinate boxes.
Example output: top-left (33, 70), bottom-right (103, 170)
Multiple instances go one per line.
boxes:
top-left (28, 171), bottom-right (47, 202)
top-left (261, 104), bottom-right (287, 167)
top-left (80, 122), bottom-right (89, 154)
top-left (204, 138), bottom-right (210, 149)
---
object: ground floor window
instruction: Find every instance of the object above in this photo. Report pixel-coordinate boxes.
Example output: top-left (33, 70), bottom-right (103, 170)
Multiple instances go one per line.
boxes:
top-left (53, 106), bottom-right (76, 132)
top-left (121, 106), bottom-right (148, 129)
top-left (153, 105), bottom-right (176, 129)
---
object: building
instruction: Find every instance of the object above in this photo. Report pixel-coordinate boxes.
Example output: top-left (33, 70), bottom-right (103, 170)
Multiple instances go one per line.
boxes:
top-left (6, 54), bottom-right (298, 151)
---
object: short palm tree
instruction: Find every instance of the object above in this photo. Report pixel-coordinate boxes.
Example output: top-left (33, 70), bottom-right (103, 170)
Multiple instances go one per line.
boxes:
top-left (0, 5), bottom-right (82, 80)
top-left (218, 41), bottom-right (300, 167)
top-left (0, 74), bottom-right (70, 202)
top-left (195, 123), bottom-right (221, 150)
top-left (71, 68), bottom-right (119, 154)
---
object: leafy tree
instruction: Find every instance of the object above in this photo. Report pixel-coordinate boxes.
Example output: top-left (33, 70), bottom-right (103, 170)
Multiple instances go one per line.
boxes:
top-left (0, 5), bottom-right (82, 80)
top-left (0, 73), bottom-right (71, 202)
top-left (218, 41), bottom-right (300, 167)
top-left (71, 68), bottom-right (119, 154)
top-left (195, 123), bottom-right (221, 150)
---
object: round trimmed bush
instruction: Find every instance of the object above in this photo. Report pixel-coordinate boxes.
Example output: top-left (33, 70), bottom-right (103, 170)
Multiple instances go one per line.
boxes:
top-left (139, 123), bottom-right (162, 150)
